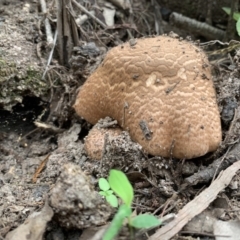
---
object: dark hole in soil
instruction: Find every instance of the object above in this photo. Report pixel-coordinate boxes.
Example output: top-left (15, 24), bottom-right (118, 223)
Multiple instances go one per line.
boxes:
top-left (0, 96), bottom-right (48, 134)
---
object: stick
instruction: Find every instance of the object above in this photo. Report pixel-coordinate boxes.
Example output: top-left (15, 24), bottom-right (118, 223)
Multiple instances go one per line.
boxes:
top-left (42, 30), bottom-right (58, 79)
top-left (39, 0), bottom-right (54, 46)
top-left (170, 12), bottom-right (225, 40)
top-left (72, 0), bottom-right (107, 28)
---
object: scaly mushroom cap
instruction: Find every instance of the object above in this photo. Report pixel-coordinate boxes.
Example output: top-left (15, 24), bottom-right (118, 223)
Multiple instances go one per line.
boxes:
top-left (74, 36), bottom-right (222, 159)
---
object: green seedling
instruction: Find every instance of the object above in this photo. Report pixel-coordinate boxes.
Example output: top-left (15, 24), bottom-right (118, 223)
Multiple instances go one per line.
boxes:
top-left (99, 177), bottom-right (118, 208)
top-left (222, 7), bottom-right (240, 36)
top-left (99, 169), bottom-right (162, 240)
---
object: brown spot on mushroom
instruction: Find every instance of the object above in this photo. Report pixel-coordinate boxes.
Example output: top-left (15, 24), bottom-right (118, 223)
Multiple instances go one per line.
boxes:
top-left (74, 36), bottom-right (222, 159)
top-left (84, 127), bottom-right (121, 160)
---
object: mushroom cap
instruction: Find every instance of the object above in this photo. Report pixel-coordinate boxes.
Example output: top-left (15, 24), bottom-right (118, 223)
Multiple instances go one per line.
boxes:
top-left (74, 36), bottom-right (222, 159)
top-left (84, 127), bottom-right (122, 160)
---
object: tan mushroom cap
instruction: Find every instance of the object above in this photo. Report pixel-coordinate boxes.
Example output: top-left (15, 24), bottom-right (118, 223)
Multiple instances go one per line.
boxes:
top-left (74, 36), bottom-right (222, 159)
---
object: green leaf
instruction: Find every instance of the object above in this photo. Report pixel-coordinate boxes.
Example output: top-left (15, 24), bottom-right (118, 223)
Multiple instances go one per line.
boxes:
top-left (130, 214), bottom-right (161, 229)
top-left (222, 7), bottom-right (240, 21)
top-left (106, 194), bottom-right (118, 207)
top-left (103, 204), bottom-right (132, 240)
top-left (99, 191), bottom-right (107, 197)
top-left (99, 178), bottom-right (110, 191)
top-left (106, 190), bottom-right (114, 196)
top-left (236, 18), bottom-right (240, 36)
top-left (108, 170), bottom-right (133, 207)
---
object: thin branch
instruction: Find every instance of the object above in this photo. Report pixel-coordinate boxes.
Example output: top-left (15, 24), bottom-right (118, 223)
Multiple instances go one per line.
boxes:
top-left (72, 0), bottom-right (107, 28)
top-left (57, 0), bottom-right (63, 64)
top-left (39, 0), bottom-right (54, 46)
top-left (42, 30), bottom-right (58, 79)
top-left (170, 12), bottom-right (225, 40)
top-left (152, 0), bottom-right (163, 35)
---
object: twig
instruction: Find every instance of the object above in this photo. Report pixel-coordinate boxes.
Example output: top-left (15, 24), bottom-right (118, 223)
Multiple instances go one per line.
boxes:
top-left (200, 39), bottom-right (233, 47)
top-left (57, 0), bottom-right (78, 66)
top-left (151, 0), bottom-right (163, 35)
top-left (56, 0), bottom-right (64, 64)
top-left (211, 146), bottom-right (231, 183)
top-left (184, 141), bottom-right (240, 186)
top-left (170, 12), bottom-right (225, 40)
top-left (39, 0), bottom-right (54, 46)
top-left (107, 0), bottom-right (131, 10)
top-left (76, 10), bottom-right (95, 25)
top-left (71, 0), bottom-right (107, 28)
top-left (42, 30), bottom-right (58, 79)
top-left (32, 153), bottom-right (51, 183)
top-left (34, 121), bottom-right (64, 133)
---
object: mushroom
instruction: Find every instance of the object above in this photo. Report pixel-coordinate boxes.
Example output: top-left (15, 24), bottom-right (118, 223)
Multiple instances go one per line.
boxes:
top-left (74, 35), bottom-right (222, 159)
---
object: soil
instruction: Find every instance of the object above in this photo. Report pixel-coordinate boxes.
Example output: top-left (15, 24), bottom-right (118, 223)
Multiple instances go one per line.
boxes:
top-left (0, 1), bottom-right (240, 240)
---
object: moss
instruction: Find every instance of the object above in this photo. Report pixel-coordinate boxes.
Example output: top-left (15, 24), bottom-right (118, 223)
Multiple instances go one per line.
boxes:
top-left (0, 62), bottom-right (49, 110)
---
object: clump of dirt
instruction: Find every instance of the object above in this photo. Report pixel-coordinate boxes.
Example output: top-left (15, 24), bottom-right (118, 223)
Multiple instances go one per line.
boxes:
top-left (49, 163), bottom-right (113, 229)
